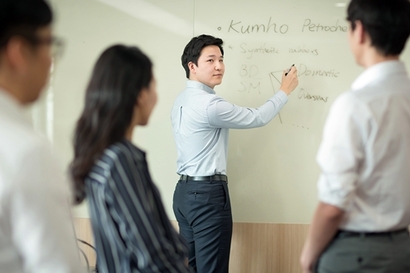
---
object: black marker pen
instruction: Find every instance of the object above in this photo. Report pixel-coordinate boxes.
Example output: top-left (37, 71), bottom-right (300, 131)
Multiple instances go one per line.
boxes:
top-left (285, 64), bottom-right (295, 76)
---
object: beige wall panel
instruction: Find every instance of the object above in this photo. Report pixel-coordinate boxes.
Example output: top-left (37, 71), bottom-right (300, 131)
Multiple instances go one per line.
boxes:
top-left (74, 218), bottom-right (309, 273)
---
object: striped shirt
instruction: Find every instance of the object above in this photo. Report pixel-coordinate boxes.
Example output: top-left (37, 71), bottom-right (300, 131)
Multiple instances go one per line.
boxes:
top-left (85, 140), bottom-right (190, 273)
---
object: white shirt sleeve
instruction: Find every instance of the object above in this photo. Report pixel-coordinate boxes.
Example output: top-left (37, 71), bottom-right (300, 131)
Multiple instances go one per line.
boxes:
top-left (317, 92), bottom-right (368, 210)
top-left (9, 139), bottom-right (85, 273)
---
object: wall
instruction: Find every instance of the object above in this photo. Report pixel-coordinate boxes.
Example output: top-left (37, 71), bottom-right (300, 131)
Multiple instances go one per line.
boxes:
top-left (43, 0), bottom-right (410, 223)
top-left (46, 0), bottom-right (194, 217)
top-left (194, 0), bottom-right (359, 222)
top-left (30, 1), bottom-right (410, 271)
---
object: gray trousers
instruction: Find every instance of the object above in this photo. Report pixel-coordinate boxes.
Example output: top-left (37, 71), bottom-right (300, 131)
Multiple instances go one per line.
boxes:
top-left (173, 179), bottom-right (232, 273)
top-left (317, 230), bottom-right (410, 273)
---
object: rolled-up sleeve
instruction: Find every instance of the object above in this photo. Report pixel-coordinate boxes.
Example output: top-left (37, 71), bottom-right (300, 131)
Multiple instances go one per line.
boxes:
top-left (317, 93), bottom-right (368, 210)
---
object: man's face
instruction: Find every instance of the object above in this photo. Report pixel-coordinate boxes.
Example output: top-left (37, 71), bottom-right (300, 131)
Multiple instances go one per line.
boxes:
top-left (24, 26), bottom-right (53, 103)
top-left (189, 45), bottom-right (224, 89)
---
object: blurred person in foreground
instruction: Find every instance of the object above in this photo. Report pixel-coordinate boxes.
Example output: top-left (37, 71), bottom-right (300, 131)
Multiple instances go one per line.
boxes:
top-left (0, 0), bottom-right (86, 272)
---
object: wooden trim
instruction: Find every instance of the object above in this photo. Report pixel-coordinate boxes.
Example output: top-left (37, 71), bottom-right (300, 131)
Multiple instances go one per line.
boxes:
top-left (74, 218), bottom-right (96, 267)
top-left (230, 223), bottom-right (308, 273)
top-left (74, 218), bottom-right (309, 272)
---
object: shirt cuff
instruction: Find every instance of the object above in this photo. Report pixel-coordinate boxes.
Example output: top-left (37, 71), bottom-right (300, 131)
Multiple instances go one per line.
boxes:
top-left (317, 173), bottom-right (356, 210)
top-left (269, 90), bottom-right (289, 105)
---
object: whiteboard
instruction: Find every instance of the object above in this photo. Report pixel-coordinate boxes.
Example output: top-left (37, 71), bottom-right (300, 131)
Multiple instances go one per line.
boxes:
top-left (40, 0), bottom-right (410, 223)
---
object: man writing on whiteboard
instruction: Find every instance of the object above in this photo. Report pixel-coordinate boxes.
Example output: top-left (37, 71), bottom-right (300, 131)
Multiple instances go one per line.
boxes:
top-left (300, 0), bottom-right (410, 272)
top-left (171, 34), bottom-right (298, 273)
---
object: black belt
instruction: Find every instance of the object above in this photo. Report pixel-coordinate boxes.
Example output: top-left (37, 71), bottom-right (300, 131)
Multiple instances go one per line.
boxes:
top-left (179, 174), bottom-right (227, 182)
top-left (336, 228), bottom-right (409, 238)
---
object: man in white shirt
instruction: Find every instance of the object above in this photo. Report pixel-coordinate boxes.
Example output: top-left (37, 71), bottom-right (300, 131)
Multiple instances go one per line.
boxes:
top-left (300, 0), bottom-right (410, 272)
top-left (0, 0), bottom-right (85, 272)
top-left (171, 34), bottom-right (298, 273)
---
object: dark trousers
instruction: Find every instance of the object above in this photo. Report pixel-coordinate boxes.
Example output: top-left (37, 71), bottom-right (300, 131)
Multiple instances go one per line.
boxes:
top-left (317, 230), bottom-right (410, 273)
top-left (173, 179), bottom-right (233, 273)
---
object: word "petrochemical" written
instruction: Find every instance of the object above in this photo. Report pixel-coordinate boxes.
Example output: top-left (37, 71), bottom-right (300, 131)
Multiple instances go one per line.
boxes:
top-left (302, 19), bottom-right (347, 33)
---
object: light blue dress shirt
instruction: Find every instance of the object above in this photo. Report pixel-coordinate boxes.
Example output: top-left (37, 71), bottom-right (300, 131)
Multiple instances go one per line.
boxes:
top-left (171, 80), bottom-right (288, 176)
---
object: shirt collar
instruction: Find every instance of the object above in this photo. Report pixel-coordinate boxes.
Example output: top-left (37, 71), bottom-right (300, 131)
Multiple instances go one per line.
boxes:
top-left (186, 80), bottom-right (216, 94)
top-left (0, 88), bottom-right (32, 127)
top-left (122, 138), bottom-right (146, 159)
top-left (351, 60), bottom-right (406, 91)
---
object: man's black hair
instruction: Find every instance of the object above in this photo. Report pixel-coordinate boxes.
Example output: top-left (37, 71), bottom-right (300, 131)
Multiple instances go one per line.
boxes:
top-left (0, 0), bottom-right (53, 49)
top-left (181, 34), bottom-right (224, 79)
top-left (347, 0), bottom-right (410, 56)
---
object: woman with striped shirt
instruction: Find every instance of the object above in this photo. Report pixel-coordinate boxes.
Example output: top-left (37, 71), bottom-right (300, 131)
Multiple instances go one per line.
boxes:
top-left (70, 45), bottom-right (191, 273)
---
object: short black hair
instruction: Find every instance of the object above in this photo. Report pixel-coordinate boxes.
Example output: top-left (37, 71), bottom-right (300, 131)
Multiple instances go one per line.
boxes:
top-left (347, 0), bottom-right (410, 56)
top-left (181, 34), bottom-right (224, 79)
top-left (0, 0), bottom-right (53, 49)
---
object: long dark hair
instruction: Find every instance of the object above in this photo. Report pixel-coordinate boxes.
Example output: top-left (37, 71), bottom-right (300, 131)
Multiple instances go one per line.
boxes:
top-left (70, 45), bottom-right (153, 204)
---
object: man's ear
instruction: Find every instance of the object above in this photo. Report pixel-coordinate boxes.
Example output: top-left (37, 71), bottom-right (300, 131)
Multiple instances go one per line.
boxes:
top-left (354, 20), bottom-right (366, 45)
top-left (188, 61), bottom-right (196, 75)
top-left (5, 37), bottom-right (27, 71)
